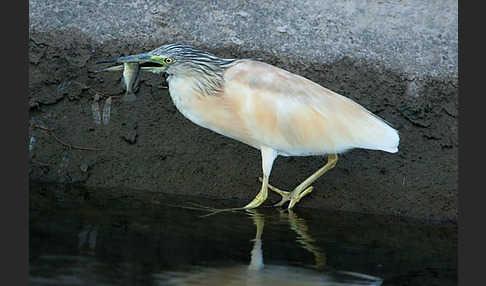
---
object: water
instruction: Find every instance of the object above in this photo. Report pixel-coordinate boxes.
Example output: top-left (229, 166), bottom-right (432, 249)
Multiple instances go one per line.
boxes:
top-left (29, 183), bottom-right (456, 285)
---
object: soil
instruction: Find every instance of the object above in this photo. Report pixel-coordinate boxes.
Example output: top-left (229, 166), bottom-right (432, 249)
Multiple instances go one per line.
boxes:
top-left (28, 30), bottom-right (458, 224)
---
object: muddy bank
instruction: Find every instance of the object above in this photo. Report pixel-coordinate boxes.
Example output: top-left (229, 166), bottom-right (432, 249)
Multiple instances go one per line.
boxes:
top-left (28, 1), bottom-right (457, 223)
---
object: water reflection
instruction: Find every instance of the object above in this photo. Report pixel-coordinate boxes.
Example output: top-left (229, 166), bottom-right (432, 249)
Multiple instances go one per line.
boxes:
top-left (155, 209), bottom-right (383, 286)
top-left (29, 184), bottom-right (456, 286)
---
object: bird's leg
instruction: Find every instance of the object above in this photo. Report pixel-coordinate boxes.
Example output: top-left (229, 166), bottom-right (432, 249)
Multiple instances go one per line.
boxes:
top-left (272, 154), bottom-right (338, 209)
top-left (175, 147), bottom-right (278, 217)
top-left (187, 146), bottom-right (278, 216)
top-left (243, 174), bottom-right (269, 209)
top-left (243, 146), bottom-right (277, 209)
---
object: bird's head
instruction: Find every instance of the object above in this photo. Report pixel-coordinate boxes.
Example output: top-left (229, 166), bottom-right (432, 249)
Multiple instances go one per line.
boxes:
top-left (97, 44), bottom-right (236, 76)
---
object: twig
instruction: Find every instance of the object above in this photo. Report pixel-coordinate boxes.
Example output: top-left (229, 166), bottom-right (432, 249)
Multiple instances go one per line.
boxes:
top-left (30, 121), bottom-right (102, 152)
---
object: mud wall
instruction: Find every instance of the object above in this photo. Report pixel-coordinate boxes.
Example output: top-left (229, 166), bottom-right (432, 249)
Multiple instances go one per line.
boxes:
top-left (28, 0), bottom-right (458, 222)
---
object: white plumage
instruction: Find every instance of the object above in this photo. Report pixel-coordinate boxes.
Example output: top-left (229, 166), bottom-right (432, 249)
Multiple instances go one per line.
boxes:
top-left (168, 60), bottom-right (399, 157)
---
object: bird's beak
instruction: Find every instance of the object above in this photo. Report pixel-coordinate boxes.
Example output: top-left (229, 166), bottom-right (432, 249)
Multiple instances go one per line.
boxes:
top-left (96, 53), bottom-right (167, 74)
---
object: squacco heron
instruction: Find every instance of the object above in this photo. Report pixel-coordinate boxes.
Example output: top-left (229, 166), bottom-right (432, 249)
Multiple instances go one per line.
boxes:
top-left (98, 44), bottom-right (399, 210)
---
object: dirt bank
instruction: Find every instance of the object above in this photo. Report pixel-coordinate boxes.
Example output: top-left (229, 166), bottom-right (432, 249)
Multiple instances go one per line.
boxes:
top-left (28, 28), bottom-right (457, 223)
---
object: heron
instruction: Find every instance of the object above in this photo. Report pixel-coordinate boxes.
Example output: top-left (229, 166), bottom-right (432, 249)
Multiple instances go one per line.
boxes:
top-left (97, 44), bottom-right (399, 210)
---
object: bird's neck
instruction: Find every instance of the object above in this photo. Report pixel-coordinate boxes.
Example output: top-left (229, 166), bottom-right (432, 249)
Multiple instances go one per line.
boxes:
top-left (169, 69), bottom-right (225, 97)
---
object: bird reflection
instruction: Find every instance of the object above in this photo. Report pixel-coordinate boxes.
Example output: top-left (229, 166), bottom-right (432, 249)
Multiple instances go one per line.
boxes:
top-left (246, 209), bottom-right (326, 271)
top-left (158, 209), bottom-right (383, 286)
top-left (247, 210), bottom-right (264, 271)
top-left (280, 209), bottom-right (327, 269)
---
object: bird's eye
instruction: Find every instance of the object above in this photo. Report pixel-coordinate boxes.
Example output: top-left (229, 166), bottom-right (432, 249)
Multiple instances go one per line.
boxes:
top-left (164, 58), bottom-right (173, 64)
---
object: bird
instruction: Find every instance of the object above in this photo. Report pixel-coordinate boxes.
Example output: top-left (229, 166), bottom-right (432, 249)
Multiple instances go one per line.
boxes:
top-left (97, 44), bottom-right (399, 211)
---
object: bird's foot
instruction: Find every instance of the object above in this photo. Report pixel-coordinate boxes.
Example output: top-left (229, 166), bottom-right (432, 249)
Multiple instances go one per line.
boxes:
top-left (258, 177), bottom-right (313, 209)
top-left (274, 186), bottom-right (314, 209)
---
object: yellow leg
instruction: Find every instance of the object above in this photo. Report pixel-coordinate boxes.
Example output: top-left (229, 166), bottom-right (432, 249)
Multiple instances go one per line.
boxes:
top-left (243, 146), bottom-right (277, 209)
top-left (265, 154), bottom-right (338, 209)
top-left (185, 146), bottom-right (278, 216)
top-left (243, 174), bottom-right (269, 209)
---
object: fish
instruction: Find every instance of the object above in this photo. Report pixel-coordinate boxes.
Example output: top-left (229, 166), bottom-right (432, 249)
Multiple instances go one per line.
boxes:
top-left (96, 63), bottom-right (141, 102)
top-left (121, 62), bottom-right (140, 102)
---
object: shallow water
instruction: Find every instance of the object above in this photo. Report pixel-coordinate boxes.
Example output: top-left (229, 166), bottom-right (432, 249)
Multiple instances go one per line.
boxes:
top-left (29, 183), bottom-right (456, 285)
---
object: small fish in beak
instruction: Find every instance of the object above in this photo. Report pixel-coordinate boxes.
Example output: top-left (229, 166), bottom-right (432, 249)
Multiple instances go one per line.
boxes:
top-left (96, 52), bottom-right (167, 101)
top-left (121, 62), bottom-right (140, 102)
top-left (96, 62), bottom-right (141, 102)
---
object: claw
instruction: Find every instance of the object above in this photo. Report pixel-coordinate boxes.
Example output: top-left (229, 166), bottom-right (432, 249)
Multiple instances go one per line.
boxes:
top-left (258, 177), bottom-right (313, 209)
top-left (288, 186), bottom-right (313, 209)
